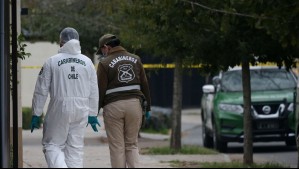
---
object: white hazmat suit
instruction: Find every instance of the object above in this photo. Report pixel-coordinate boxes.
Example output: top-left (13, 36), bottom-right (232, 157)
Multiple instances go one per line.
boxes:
top-left (31, 28), bottom-right (99, 168)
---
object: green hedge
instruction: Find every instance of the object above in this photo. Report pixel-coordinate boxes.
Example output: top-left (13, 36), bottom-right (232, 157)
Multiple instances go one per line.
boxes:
top-left (22, 107), bottom-right (43, 130)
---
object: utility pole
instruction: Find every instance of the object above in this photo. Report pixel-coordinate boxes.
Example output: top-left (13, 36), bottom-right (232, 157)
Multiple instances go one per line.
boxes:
top-left (0, 0), bottom-right (11, 167)
top-left (11, 0), bottom-right (22, 167)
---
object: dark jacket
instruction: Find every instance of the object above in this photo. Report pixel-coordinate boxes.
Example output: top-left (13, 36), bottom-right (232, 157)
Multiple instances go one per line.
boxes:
top-left (97, 46), bottom-right (151, 111)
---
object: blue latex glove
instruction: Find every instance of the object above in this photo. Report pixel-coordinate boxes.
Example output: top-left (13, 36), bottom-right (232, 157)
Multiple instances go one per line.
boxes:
top-left (31, 115), bottom-right (40, 133)
top-left (87, 116), bottom-right (101, 132)
top-left (145, 111), bottom-right (151, 121)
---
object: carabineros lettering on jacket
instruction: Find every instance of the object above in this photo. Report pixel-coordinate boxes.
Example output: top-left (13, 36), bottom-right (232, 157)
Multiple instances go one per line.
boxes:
top-left (109, 55), bottom-right (137, 68)
top-left (58, 58), bottom-right (86, 66)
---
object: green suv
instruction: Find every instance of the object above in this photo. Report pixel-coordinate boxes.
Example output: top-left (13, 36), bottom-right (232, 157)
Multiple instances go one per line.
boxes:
top-left (201, 66), bottom-right (297, 152)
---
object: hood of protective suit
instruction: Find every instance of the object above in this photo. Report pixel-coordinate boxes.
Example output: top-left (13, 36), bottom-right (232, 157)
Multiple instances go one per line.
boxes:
top-left (58, 39), bottom-right (81, 55)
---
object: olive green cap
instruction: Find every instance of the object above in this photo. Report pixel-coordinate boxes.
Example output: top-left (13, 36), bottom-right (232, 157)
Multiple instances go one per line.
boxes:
top-left (96, 34), bottom-right (117, 55)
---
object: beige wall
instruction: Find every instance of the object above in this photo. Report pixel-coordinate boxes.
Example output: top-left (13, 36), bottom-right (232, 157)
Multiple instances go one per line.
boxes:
top-left (21, 41), bottom-right (98, 109)
top-left (21, 42), bottom-right (59, 111)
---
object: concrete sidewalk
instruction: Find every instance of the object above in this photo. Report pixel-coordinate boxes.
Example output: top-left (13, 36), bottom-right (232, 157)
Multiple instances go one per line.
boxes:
top-left (23, 111), bottom-right (231, 168)
top-left (23, 130), bottom-right (230, 168)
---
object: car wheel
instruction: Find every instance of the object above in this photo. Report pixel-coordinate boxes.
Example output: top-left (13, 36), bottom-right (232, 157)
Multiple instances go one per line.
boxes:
top-left (212, 123), bottom-right (227, 152)
top-left (202, 123), bottom-right (213, 148)
top-left (285, 137), bottom-right (296, 146)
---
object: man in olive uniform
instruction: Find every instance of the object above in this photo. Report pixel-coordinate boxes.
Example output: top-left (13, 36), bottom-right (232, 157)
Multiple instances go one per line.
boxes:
top-left (96, 34), bottom-right (151, 168)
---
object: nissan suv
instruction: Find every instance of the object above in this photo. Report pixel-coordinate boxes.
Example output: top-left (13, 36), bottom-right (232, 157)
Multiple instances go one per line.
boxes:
top-left (201, 66), bottom-right (297, 152)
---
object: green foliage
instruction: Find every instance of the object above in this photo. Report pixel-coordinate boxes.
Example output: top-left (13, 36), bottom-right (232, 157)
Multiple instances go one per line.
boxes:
top-left (144, 145), bottom-right (218, 155)
top-left (10, 33), bottom-right (31, 90)
top-left (118, 0), bottom-right (299, 73)
top-left (22, 107), bottom-right (32, 130)
top-left (140, 126), bottom-right (169, 135)
top-left (252, 1), bottom-right (299, 48)
top-left (199, 161), bottom-right (288, 168)
top-left (119, 0), bottom-right (202, 62)
top-left (21, 0), bottom-right (124, 58)
top-left (170, 160), bottom-right (288, 168)
top-left (22, 107), bottom-right (43, 130)
top-left (21, 0), bottom-right (299, 69)
top-left (16, 33), bottom-right (31, 60)
top-left (9, 33), bottom-right (31, 60)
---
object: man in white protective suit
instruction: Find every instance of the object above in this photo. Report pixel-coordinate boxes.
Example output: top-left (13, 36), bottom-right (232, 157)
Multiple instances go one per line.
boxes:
top-left (30, 27), bottom-right (100, 168)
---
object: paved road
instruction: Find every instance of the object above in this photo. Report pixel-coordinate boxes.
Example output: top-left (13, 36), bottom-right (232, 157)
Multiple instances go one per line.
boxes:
top-left (180, 111), bottom-right (298, 168)
top-left (228, 142), bottom-right (297, 168)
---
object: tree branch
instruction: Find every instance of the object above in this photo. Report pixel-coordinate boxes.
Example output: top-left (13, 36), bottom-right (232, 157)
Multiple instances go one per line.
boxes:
top-left (182, 0), bottom-right (270, 20)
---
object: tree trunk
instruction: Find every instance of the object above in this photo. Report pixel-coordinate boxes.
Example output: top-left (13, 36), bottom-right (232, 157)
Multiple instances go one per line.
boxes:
top-left (297, 136), bottom-right (299, 168)
top-left (170, 56), bottom-right (183, 151)
top-left (296, 84), bottom-right (299, 168)
top-left (242, 55), bottom-right (253, 165)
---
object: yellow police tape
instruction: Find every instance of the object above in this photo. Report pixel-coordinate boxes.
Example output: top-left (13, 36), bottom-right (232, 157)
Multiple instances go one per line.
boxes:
top-left (21, 62), bottom-right (296, 69)
top-left (22, 66), bottom-right (43, 69)
top-left (142, 62), bottom-right (280, 69)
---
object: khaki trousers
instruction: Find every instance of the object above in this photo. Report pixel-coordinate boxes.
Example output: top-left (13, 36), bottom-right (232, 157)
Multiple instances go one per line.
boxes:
top-left (103, 98), bottom-right (142, 168)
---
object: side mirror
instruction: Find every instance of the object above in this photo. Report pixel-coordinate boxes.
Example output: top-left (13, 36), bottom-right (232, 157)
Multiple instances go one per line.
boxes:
top-left (202, 85), bottom-right (215, 94)
top-left (212, 76), bottom-right (221, 86)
